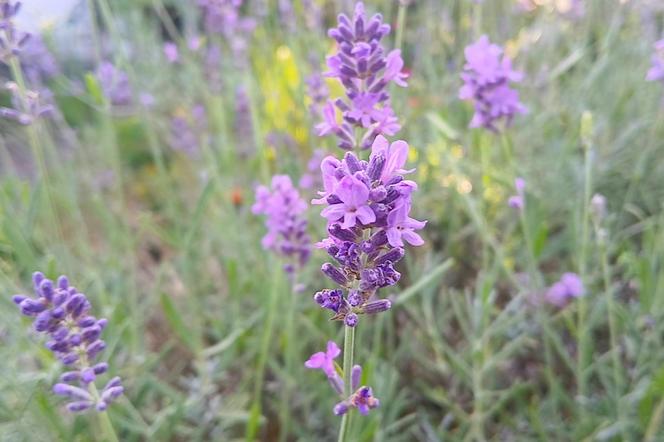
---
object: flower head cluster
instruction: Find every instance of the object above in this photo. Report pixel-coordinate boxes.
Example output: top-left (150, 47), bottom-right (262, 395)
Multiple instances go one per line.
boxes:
top-left (299, 149), bottom-right (325, 190)
top-left (12, 272), bottom-right (123, 412)
top-left (0, 81), bottom-right (53, 125)
top-left (169, 104), bottom-right (208, 157)
top-left (508, 177), bottom-right (526, 210)
top-left (545, 272), bottom-right (585, 307)
top-left (306, 70), bottom-right (329, 120)
top-left (253, 175), bottom-right (311, 276)
top-left (646, 39), bottom-right (664, 85)
top-left (0, 1), bottom-right (30, 64)
top-left (20, 34), bottom-right (59, 85)
top-left (197, 0), bottom-right (255, 59)
top-left (305, 341), bottom-right (380, 416)
top-left (313, 135), bottom-right (425, 327)
top-left (234, 86), bottom-right (255, 157)
top-left (459, 35), bottom-right (526, 132)
top-left (96, 61), bottom-right (132, 106)
top-left (316, 2), bottom-right (408, 150)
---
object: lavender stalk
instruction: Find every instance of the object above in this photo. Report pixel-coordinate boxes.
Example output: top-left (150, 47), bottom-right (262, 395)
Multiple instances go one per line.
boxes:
top-left (306, 3), bottom-right (424, 440)
top-left (12, 272), bottom-right (123, 441)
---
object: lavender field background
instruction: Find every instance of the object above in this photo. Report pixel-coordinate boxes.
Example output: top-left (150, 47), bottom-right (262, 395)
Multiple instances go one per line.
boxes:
top-left (1, 0), bottom-right (664, 441)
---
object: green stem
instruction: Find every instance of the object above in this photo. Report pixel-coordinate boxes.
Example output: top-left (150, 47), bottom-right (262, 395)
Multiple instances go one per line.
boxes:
top-left (278, 279), bottom-right (298, 442)
top-left (576, 135), bottom-right (593, 411)
top-left (394, 2), bottom-right (407, 51)
top-left (88, 383), bottom-right (120, 442)
top-left (337, 325), bottom-right (356, 442)
top-left (7, 58), bottom-right (66, 248)
top-left (598, 226), bottom-right (627, 440)
top-left (246, 264), bottom-right (282, 441)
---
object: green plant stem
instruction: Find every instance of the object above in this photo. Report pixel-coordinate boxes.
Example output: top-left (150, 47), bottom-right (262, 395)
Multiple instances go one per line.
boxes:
top-left (246, 264), bottom-right (282, 441)
top-left (395, 2), bottom-right (407, 51)
top-left (598, 228), bottom-right (627, 440)
top-left (7, 58), bottom-right (65, 248)
top-left (278, 279), bottom-right (298, 442)
top-left (576, 137), bottom-right (593, 412)
top-left (337, 325), bottom-right (356, 442)
top-left (88, 383), bottom-right (120, 442)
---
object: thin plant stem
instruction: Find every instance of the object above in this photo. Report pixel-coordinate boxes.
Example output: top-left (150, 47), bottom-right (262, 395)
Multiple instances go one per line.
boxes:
top-left (88, 383), bottom-right (120, 442)
top-left (246, 263), bottom-right (282, 441)
top-left (7, 58), bottom-right (66, 249)
top-left (576, 133), bottom-right (593, 413)
top-left (597, 225), bottom-right (627, 440)
top-left (395, 1), bottom-right (407, 51)
top-left (337, 325), bottom-right (356, 442)
top-left (278, 278), bottom-right (298, 442)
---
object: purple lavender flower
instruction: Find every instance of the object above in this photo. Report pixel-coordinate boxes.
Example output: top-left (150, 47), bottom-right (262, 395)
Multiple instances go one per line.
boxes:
top-left (319, 2), bottom-right (409, 150)
top-left (646, 40), bottom-right (664, 84)
top-left (19, 34), bottom-right (59, 85)
top-left (169, 104), bottom-right (208, 157)
top-left (306, 70), bottom-right (329, 120)
top-left (508, 177), bottom-right (526, 210)
top-left (198, 0), bottom-right (256, 63)
top-left (304, 340), bottom-right (340, 377)
top-left (95, 61), bottom-right (132, 106)
top-left (252, 175), bottom-right (311, 277)
top-left (163, 41), bottom-right (179, 63)
top-left (234, 86), bottom-right (255, 157)
top-left (312, 135), bottom-right (424, 326)
top-left (278, 0), bottom-right (296, 34)
top-left (306, 343), bottom-right (380, 416)
top-left (299, 149), bottom-right (326, 190)
top-left (545, 272), bottom-right (585, 307)
top-left (0, 1), bottom-right (30, 64)
top-left (0, 81), bottom-right (54, 125)
top-left (459, 35), bottom-right (526, 132)
top-left (12, 272), bottom-right (123, 412)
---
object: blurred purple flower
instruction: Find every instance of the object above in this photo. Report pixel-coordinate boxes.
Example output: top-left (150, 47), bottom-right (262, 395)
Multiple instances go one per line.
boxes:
top-left (163, 41), bottom-right (179, 63)
top-left (19, 34), bottom-right (59, 85)
top-left (234, 86), bottom-right (255, 157)
top-left (0, 81), bottom-right (54, 125)
top-left (459, 35), bottom-right (526, 132)
top-left (253, 175), bottom-right (311, 276)
top-left (299, 149), bottom-right (325, 190)
top-left (169, 104), bottom-right (208, 157)
top-left (306, 70), bottom-right (329, 120)
top-left (12, 272), bottom-right (123, 412)
top-left (508, 177), bottom-right (526, 210)
top-left (0, 1), bottom-right (30, 64)
top-left (198, 0), bottom-right (255, 63)
top-left (646, 39), bottom-right (664, 84)
top-left (545, 272), bottom-right (585, 307)
top-left (95, 61), bottom-right (132, 106)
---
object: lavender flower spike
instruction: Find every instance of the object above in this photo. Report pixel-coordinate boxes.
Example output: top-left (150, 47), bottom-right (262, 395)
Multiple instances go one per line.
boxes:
top-left (12, 272), bottom-right (123, 412)
top-left (253, 175), bottom-right (311, 279)
top-left (313, 135), bottom-right (423, 326)
top-left (0, 1), bottom-right (30, 64)
top-left (459, 35), bottom-right (526, 132)
top-left (319, 2), bottom-right (409, 150)
top-left (308, 3), bottom-right (422, 426)
top-left (646, 40), bottom-right (664, 85)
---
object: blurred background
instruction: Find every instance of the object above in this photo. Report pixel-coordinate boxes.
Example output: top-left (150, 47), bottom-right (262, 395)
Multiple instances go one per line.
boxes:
top-left (1, 0), bottom-right (664, 440)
